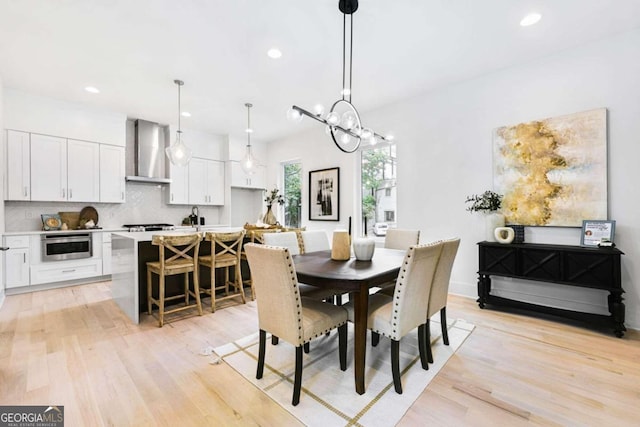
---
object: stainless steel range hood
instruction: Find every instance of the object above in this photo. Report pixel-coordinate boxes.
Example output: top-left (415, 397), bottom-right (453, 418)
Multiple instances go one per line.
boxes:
top-left (125, 119), bottom-right (172, 184)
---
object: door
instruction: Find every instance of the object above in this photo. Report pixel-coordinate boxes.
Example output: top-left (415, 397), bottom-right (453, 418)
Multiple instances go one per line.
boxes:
top-left (100, 144), bottom-right (125, 203)
top-left (30, 134), bottom-right (67, 201)
top-left (67, 139), bottom-right (100, 202)
top-left (5, 130), bottom-right (31, 200)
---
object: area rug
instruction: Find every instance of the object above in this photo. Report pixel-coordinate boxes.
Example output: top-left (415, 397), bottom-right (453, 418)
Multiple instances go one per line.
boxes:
top-left (213, 316), bottom-right (474, 427)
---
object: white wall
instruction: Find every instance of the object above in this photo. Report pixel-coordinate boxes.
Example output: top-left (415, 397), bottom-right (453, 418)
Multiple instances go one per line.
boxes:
top-left (4, 89), bottom-right (126, 146)
top-left (268, 29), bottom-right (640, 330)
top-left (266, 127), bottom-right (360, 235)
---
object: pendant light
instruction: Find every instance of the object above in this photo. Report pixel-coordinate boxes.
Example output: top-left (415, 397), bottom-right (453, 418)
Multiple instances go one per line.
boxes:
top-left (165, 79), bottom-right (192, 166)
top-left (241, 102), bottom-right (258, 175)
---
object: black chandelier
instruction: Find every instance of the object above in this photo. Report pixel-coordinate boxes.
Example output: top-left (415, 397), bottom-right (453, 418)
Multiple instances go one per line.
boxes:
top-left (287, 0), bottom-right (394, 153)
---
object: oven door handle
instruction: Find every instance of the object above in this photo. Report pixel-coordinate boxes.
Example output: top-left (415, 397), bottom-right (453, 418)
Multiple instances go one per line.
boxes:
top-left (43, 236), bottom-right (91, 244)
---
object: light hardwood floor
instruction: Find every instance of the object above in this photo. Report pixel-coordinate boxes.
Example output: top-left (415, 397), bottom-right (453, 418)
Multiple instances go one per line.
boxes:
top-left (0, 281), bottom-right (638, 426)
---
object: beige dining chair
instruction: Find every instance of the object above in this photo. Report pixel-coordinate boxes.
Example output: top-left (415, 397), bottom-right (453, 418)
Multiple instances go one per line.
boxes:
top-left (244, 243), bottom-right (348, 406)
top-left (146, 233), bottom-right (203, 327)
top-left (198, 230), bottom-right (246, 312)
top-left (263, 232), bottom-right (339, 301)
top-left (376, 228), bottom-right (422, 297)
top-left (344, 241), bottom-right (443, 394)
top-left (301, 230), bottom-right (330, 253)
top-left (384, 228), bottom-right (421, 250)
top-left (240, 228), bottom-right (279, 300)
top-left (425, 237), bottom-right (461, 363)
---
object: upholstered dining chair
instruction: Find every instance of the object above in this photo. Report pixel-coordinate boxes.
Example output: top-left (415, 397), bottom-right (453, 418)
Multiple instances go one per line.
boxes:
top-left (244, 243), bottom-right (348, 406)
top-left (240, 228), bottom-right (279, 300)
top-left (384, 228), bottom-right (421, 250)
top-left (198, 230), bottom-right (246, 312)
top-left (425, 237), bottom-right (461, 363)
top-left (146, 233), bottom-right (203, 327)
top-left (301, 230), bottom-right (330, 253)
top-left (344, 241), bottom-right (443, 394)
top-left (376, 228), bottom-right (422, 297)
top-left (262, 232), bottom-right (339, 300)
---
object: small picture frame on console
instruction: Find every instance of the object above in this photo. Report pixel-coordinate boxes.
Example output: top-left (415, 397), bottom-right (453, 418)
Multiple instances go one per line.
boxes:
top-left (580, 220), bottom-right (615, 247)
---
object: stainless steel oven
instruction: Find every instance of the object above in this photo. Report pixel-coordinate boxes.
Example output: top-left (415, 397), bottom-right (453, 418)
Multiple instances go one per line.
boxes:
top-left (41, 233), bottom-right (93, 261)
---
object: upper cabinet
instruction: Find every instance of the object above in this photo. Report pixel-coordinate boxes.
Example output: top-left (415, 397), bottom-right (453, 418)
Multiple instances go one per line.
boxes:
top-left (5, 130), bottom-right (31, 201)
top-left (5, 131), bottom-right (124, 203)
top-left (30, 135), bottom-right (99, 202)
top-left (229, 160), bottom-right (266, 189)
top-left (100, 144), bottom-right (126, 203)
top-left (167, 162), bottom-right (189, 205)
top-left (188, 158), bottom-right (225, 205)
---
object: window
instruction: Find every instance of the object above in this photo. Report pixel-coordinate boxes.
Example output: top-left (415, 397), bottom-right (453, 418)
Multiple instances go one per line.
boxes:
top-left (361, 143), bottom-right (397, 236)
top-left (283, 161), bottom-right (302, 228)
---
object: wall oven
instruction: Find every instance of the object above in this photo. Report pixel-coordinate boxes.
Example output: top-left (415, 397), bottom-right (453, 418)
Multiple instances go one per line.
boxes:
top-left (41, 233), bottom-right (93, 262)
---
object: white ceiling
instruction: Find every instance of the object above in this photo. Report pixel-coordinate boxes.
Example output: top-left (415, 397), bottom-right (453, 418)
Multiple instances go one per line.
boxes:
top-left (2, 0), bottom-right (640, 144)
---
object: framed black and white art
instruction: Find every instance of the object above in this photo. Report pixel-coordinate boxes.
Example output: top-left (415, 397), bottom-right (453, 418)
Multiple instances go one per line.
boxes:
top-left (309, 167), bottom-right (339, 221)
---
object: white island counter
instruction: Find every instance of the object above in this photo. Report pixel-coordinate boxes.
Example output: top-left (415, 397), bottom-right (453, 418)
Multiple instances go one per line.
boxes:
top-left (111, 227), bottom-right (242, 323)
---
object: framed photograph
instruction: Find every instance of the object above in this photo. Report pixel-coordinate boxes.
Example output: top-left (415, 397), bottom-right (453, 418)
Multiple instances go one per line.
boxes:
top-left (41, 214), bottom-right (62, 231)
top-left (580, 220), bottom-right (616, 247)
top-left (309, 167), bottom-right (339, 221)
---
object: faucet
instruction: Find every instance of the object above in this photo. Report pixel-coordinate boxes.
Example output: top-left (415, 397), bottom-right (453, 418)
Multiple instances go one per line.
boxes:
top-left (190, 206), bottom-right (200, 230)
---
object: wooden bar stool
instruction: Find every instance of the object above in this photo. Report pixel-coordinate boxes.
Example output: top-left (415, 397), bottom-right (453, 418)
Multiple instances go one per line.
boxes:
top-left (146, 233), bottom-right (203, 327)
top-left (199, 230), bottom-right (246, 312)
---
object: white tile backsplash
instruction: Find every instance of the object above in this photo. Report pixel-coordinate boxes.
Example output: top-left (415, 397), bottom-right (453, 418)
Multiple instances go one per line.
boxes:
top-left (4, 182), bottom-right (223, 231)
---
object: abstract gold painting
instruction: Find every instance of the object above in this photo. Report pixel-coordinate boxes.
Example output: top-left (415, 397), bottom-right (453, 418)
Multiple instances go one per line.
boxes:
top-left (493, 108), bottom-right (607, 226)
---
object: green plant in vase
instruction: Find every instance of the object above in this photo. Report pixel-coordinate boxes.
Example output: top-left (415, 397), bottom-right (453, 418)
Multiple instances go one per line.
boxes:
top-left (465, 190), bottom-right (505, 242)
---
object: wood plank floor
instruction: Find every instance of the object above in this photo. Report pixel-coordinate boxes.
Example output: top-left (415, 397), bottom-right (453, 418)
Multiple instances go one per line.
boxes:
top-left (0, 281), bottom-right (638, 426)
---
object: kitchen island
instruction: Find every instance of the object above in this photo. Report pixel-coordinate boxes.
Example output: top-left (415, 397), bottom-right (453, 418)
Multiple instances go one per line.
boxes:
top-left (111, 227), bottom-right (241, 323)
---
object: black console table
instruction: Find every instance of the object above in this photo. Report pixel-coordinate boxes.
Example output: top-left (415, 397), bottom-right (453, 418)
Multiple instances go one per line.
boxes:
top-left (477, 241), bottom-right (625, 337)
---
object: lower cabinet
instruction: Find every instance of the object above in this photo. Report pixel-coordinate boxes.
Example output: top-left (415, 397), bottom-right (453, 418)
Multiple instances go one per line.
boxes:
top-left (4, 235), bottom-right (30, 289)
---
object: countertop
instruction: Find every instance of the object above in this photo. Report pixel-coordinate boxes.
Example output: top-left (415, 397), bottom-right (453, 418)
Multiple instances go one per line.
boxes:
top-left (112, 226), bottom-right (243, 242)
top-left (3, 227), bottom-right (127, 236)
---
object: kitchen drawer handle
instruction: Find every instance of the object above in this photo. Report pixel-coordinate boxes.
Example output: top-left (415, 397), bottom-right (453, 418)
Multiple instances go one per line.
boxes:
top-left (62, 269), bottom-right (76, 273)
top-left (0, 247), bottom-right (9, 251)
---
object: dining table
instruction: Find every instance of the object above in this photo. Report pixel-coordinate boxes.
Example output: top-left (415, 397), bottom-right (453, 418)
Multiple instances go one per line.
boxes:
top-left (293, 248), bottom-right (406, 395)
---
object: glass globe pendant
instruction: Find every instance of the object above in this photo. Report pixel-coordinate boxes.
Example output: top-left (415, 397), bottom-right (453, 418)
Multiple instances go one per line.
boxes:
top-left (241, 103), bottom-right (258, 175)
top-left (165, 79), bottom-right (192, 166)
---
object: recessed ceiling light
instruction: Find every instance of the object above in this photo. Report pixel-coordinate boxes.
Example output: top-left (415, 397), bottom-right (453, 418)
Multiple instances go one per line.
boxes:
top-left (520, 12), bottom-right (542, 27)
top-left (181, 111), bottom-right (191, 117)
top-left (267, 48), bottom-right (282, 59)
top-left (85, 86), bottom-right (100, 94)
top-left (245, 128), bottom-right (253, 133)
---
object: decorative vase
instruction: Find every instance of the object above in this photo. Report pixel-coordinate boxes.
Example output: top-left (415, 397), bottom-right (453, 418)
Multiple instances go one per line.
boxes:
top-left (352, 237), bottom-right (375, 261)
top-left (484, 212), bottom-right (505, 242)
top-left (331, 230), bottom-right (351, 261)
top-left (263, 205), bottom-right (277, 226)
top-left (494, 227), bottom-right (515, 244)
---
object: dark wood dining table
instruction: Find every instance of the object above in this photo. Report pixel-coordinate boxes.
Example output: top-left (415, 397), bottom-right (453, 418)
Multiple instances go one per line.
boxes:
top-left (293, 248), bottom-right (406, 395)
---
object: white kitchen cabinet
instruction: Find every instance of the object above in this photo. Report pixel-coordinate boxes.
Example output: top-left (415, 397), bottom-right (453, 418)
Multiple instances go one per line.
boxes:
top-left (5, 130), bottom-right (31, 201)
top-left (3, 235), bottom-right (30, 289)
top-left (230, 160), bottom-right (266, 189)
top-left (30, 133), bottom-right (67, 201)
top-left (167, 162), bottom-right (189, 205)
top-left (30, 134), bottom-right (100, 202)
top-left (67, 139), bottom-right (100, 202)
top-left (188, 158), bottom-right (225, 205)
top-left (99, 144), bottom-right (125, 203)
